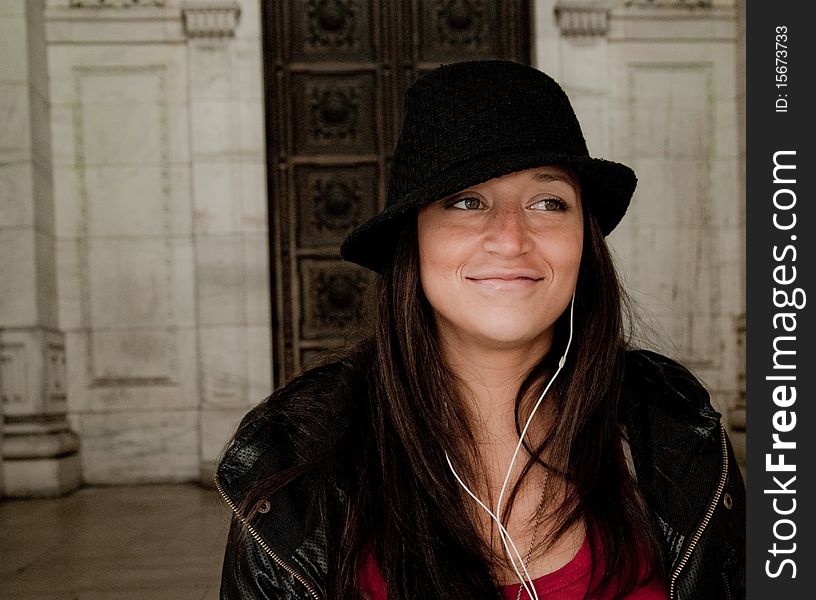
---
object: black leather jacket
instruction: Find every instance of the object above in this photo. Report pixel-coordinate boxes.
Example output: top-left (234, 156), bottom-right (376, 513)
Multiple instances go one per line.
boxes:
top-left (215, 349), bottom-right (745, 599)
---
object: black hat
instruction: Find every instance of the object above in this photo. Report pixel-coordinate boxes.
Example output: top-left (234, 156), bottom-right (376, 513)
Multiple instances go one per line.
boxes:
top-left (340, 60), bottom-right (636, 273)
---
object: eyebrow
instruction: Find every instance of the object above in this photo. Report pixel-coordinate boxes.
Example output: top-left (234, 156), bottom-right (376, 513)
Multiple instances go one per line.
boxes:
top-left (531, 171), bottom-right (575, 185)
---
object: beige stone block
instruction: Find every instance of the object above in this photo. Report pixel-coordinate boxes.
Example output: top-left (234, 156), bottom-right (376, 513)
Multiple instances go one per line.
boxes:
top-left (85, 237), bottom-right (172, 328)
top-left (627, 157), bottom-right (704, 229)
top-left (200, 406), bottom-right (250, 466)
top-left (78, 409), bottom-right (199, 484)
top-left (79, 66), bottom-right (163, 105)
top-left (711, 46), bottom-right (738, 99)
top-left (64, 331), bottom-right (88, 412)
top-left (0, 229), bottom-right (37, 326)
top-left (169, 236), bottom-right (197, 328)
top-left (243, 233), bottom-right (270, 326)
top-left (48, 44), bottom-right (188, 99)
top-left (190, 100), bottom-right (238, 157)
top-left (245, 325), bottom-right (272, 401)
top-left (713, 98), bottom-right (740, 158)
top-left (238, 99), bottom-right (264, 156)
top-left (629, 65), bottom-right (711, 160)
top-left (609, 12), bottom-right (737, 43)
top-left (0, 82), bottom-right (31, 163)
top-left (89, 328), bottom-right (176, 385)
top-left (174, 325), bottom-right (201, 405)
top-left (166, 164), bottom-right (194, 235)
top-left (43, 59), bottom-right (73, 104)
top-left (55, 237), bottom-right (82, 329)
top-left (25, 10), bottom-right (49, 95)
top-left (708, 158), bottom-right (741, 229)
top-left (85, 166), bottom-right (166, 236)
top-left (714, 223), bottom-right (742, 276)
top-left (34, 228), bottom-right (59, 329)
top-left (29, 87), bottom-right (52, 168)
top-left (532, 0), bottom-right (560, 74)
top-left (31, 156), bottom-right (55, 235)
top-left (0, 0), bottom-right (25, 16)
top-left (94, 331), bottom-right (198, 410)
top-left (199, 325), bottom-right (247, 407)
top-left (569, 94), bottom-right (608, 157)
top-left (0, 162), bottom-right (34, 227)
top-left (238, 160), bottom-right (267, 232)
top-left (560, 40), bottom-right (609, 94)
top-left (48, 104), bottom-right (76, 167)
top-left (191, 161), bottom-right (238, 233)
top-left (52, 165), bottom-right (82, 237)
top-left (166, 101), bottom-right (192, 165)
top-left (2, 453), bottom-right (81, 497)
top-left (78, 326), bottom-right (198, 412)
top-left (0, 15), bottom-right (27, 80)
top-left (189, 41), bottom-right (234, 101)
top-left (235, 0), bottom-right (261, 38)
top-left (196, 235), bottom-right (245, 325)
top-left (235, 38), bottom-right (263, 101)
top-left (79, 102), bottom-right (163, 167)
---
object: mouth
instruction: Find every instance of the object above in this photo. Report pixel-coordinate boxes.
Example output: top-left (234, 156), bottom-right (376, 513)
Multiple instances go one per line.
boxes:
top-left (466, 276), bottom-right (543, 291)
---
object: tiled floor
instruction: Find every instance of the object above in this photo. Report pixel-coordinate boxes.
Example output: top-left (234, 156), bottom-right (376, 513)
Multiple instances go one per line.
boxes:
top-left (0, 484), bottom-right (231, 600)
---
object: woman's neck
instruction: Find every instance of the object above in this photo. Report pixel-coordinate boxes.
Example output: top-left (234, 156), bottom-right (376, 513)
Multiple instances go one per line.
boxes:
top-left (437, 329), bottom-right (554, 446)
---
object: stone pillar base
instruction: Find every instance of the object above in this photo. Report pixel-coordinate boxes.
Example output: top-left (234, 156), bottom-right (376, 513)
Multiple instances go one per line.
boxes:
top-left (3, 453), bottom-right (81, 497)
top-left (1, 421), bottom-right (82, 497)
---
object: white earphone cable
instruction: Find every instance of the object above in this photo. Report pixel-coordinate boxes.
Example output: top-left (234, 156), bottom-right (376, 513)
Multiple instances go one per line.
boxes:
top-left (444, 453), bottom-right (539, 600)
top-left (445, 289), bottom-right (577, 600)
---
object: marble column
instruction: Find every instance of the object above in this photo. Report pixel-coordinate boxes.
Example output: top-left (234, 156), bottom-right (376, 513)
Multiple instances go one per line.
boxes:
top-left (0, 0), bottom-right (81, 497)
top-left (182, 1), bottom-right (273, 485)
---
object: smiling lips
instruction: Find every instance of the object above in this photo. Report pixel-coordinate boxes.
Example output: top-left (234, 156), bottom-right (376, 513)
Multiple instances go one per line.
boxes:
top-left (466, 272), bottom-right (544, 291)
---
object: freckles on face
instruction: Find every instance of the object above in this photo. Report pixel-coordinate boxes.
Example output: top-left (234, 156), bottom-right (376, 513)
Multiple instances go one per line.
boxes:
top-left (416, 166), bottom-right (583, 350)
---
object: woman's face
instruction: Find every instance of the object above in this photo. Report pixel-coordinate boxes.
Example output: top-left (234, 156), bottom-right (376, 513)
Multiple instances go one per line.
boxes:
top-left (417, 166), bottom-right (583, 353)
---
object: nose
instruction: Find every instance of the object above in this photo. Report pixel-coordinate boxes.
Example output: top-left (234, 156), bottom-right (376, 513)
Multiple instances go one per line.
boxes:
top-left (482, 203), bottom-right (530, 256)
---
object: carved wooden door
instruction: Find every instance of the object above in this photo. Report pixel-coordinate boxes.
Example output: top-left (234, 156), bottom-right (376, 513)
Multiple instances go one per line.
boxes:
top-left (263, 0), bottom-right (530, 384)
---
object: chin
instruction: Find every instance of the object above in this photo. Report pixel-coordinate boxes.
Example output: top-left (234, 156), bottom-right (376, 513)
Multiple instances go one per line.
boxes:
top-left (466, 320), bottom-right (552, 348)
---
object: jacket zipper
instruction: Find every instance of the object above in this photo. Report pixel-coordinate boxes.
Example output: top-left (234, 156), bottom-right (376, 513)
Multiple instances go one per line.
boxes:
top-left (668, 423), bottom-right (729, 599)
top-left (213, 473), bottom-right (323, 600)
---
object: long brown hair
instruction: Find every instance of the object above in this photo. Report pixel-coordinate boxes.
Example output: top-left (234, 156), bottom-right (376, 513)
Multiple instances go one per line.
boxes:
top-left (231, 198), bottom-right (665, 599)
top-left (322, 199), bottom-right (662, 598)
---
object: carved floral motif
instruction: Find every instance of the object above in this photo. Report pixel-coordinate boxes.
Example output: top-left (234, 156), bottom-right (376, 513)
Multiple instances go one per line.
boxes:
top-left (434, 0), bottom-right (487, 50)
top-left (308, 86), bottom-right (360, 140)
top-left (306, 0), bottom-right (357, 50)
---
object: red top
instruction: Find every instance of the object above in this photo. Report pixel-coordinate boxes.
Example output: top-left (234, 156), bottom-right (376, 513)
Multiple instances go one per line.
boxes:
top-left (358, 535), bottom-right (669, 600)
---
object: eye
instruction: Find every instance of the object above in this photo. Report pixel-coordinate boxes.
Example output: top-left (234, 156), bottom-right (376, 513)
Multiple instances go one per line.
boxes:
top-left (530, 197), bottom-right (568, 211)
top-left (447, 196), bottom-right (485, 210)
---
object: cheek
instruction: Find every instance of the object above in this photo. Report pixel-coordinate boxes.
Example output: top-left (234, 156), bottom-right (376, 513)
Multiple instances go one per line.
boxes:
top-left (418, 218), bottom-right (468, 274)
top-left (418, 220), bottom-right (446, 299)
top-left (566, 237), bottom-right (584, 272)
top-left (532, 229), bottom-right (583, 272)
top-left (419, 235), bottom-right (455, 299)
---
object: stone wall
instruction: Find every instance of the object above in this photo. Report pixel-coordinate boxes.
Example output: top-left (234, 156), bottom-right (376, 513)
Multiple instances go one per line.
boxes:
top-left (44, 0), bottom-right (270, 486)
top-left (0, 0), bottom-right (744, 491)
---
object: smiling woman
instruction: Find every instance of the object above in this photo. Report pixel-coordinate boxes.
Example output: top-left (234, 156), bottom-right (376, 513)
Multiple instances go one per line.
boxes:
top-left (214, 61), bottom-right (745, 600)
